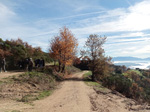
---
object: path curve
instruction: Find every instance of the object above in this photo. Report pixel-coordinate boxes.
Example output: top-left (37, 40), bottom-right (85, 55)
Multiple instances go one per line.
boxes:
top-left (25, 71), bottom-right (93, 112)
top-left (0, 71), bottom-right (24, 80)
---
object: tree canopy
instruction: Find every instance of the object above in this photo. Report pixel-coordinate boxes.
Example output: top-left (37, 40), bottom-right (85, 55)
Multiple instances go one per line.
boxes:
top-left (49, 27), bottom-right (78, 72)
top-left (0, 38), bottom-right (51, 69)
top-left (82, 34), bottom-right (112, 81)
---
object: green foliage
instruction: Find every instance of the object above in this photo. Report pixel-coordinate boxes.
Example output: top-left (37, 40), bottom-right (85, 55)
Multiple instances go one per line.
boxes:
top-left (20, 90), bottom-right (52, 102)
top-left (83, 71), bottom-right (110, 94)
top-left (49, 61), bottom-right (59, 66)
top-left (66, 66), bottom-right (81, 75)
top-left (83, 71), bottom-right (92, 81)
top-left (83, 71), bottom-right (99, 86)
top-left (20, 95), bottom-right (35, 102)
top-left (11, 110), bottom-right (21, 112)
top-left (36, 90), bottom-right (52, 100)
top-left (128, 70), bottom-right (143, 76)
top-left (0, 80), bottom-right (4, 85)
top-left (43, 53), bottom-right (53, 63)
top-left (19, 71), bottom-right (55, 87)
top-left (142, 70), bottom-right (150, 78)
top-left (102, 69), bottom-right (150, 104)
top-left (85, 81), bottom-right (100, 86)
top-left (0, 38), bottom-right (53, 70)
top-left (12, 44), bottom-right (27, 60)
top-left (102, 73), bottom-right (132, 96)
top-left (82, 34), bottom-right (112, 81)
top-left (43, 67), bottom-right (53, 74)
top-left (83, 71), bottom-right (92, 77)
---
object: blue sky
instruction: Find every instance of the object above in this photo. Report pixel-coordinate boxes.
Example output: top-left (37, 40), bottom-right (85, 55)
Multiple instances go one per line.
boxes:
top-left (0, 0), bottom-right (150, 58)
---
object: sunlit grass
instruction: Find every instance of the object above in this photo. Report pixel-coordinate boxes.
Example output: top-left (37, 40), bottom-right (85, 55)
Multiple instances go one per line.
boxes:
top-left (83, 71), bottom-right (99, 86)
top-left (36, 90), bottom-right (53, 100)
top-left (83, 71), bottom-right (110, 93)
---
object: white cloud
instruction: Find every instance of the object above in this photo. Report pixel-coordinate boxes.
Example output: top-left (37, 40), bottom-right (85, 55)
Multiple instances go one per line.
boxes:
top-left (104, 39), bottom-right (150, 58)
top-left (72, 0), bottom-right (150, 34)
top-left (0, 0), bottom-right (150, 58)
top-left (0, 3), bottom-right (15, 19)
top-left (107, 32), bottom-right (150, 39)
top-left (69, 0), bottom-right (150, 58)
top-left (0, 3), bottom-right (61, 49)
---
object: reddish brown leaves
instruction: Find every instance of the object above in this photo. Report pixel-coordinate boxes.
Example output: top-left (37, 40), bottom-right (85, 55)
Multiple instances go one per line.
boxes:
top-left (49, 27), bottom-right (78, 72)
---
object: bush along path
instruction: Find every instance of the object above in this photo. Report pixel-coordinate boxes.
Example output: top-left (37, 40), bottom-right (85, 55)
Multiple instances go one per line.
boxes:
top-left (83, 71), bottom-right (150, 112)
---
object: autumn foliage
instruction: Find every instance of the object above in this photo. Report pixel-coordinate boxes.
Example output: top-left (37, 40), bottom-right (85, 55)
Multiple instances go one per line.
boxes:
top-left (81, 34), bottom-right (112, 81)
top-left (0, 38), bottom-right (51, 69)
top-left (49, 27), bottom-right (78, 72)
top-left (102, 69), bottom-right (150, 104)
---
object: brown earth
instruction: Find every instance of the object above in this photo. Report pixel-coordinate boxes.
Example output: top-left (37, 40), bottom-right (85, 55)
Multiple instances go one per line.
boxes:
top-left (0, 71), bottom-right (55, 100)
top-left (0, 71), bottom-right (24, 80)
top-left (0, 71), bottom-right (150, 112)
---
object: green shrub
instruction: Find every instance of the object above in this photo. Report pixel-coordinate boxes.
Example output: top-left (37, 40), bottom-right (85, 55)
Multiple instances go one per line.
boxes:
top-left (36, 90), bottom-right (52, 100)
top-left (20, 95), bottom-right (36, 102)
top-left (43, 67), bottom-right (53, 74)
top-left (83, 71), bottom-right (92, 81)
top-left (102, 73), bottom-right (132, 97)
top-left (11, 110), bottom-right (21, 112)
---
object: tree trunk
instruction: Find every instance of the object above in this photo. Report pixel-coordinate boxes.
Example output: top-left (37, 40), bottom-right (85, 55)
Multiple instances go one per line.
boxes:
top-left (54, 60), bottom-right (56, 66)
top-left (91, 60), bottom-right (96, 81)
top-left (61, 64), bottom-right (65, 73)
top-left (91, 71), bottom-right (95, 81)
top-left (58, 61), bottom-right (61, 72)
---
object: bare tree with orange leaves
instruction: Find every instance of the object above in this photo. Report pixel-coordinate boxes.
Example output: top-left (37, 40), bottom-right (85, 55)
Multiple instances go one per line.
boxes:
top-left (49, 27), bottom-right (78, 72)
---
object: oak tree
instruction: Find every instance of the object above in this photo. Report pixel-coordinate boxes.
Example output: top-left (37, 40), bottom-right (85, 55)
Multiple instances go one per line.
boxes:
top-left (82, 34), bottom-right (112, 81)
top-left (49, 27), bottom-right (78, 72)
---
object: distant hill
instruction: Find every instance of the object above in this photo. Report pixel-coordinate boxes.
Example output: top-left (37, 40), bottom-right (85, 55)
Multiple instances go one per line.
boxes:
top-left (112, 56), bottom-right (150, 61)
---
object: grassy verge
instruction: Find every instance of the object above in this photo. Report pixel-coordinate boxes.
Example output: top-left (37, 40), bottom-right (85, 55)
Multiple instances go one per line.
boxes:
top-left (66, 66), bottom-right (81, 75)
top-left (36, 90), bottom-right (53, 100)
top-left (83, 71), bottom-right (99, 86)
top-left (11, 110), bottom-right (21, 112)
top-left (20, 90), bottom-right (53, 102)
top-left (17, 71), bottom-right (56, 102)
top-left (83, 71), bottom-right (111, 93)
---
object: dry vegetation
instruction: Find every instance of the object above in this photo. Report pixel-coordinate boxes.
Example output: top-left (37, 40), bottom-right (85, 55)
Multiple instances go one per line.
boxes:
top-left (0, 68), bottom-right (58, 103)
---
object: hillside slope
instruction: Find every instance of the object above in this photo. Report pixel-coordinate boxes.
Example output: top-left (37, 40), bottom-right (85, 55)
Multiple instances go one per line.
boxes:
top-left (23, 72), bottom-right (150, 112)
top-left (0, 71), bottom-right (150, 112)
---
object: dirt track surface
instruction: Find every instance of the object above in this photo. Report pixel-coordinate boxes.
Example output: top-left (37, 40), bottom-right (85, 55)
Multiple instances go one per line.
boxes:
top-left (0, 71), bottom-right (24, 80)
top-left (25, 71), bottom-right (92, 112)
top-left (0, 71), bottom-right (150, 112)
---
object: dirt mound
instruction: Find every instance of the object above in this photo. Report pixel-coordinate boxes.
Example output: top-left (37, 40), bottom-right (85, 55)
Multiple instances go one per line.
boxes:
top-left (90, 87), bottom-right (150, 112)
top-left (0, 72), bottom-right (56, 101)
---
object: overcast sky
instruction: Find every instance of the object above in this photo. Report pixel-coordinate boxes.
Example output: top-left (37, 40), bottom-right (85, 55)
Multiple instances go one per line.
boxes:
top-left (0, 0), bottom-right (150, 58)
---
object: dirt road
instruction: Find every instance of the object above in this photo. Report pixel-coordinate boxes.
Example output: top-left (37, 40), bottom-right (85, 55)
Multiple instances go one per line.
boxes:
top-left (24, 71), bottom-right (150, 112)
top-left (0, 71), bottom-right (149, 112)
top-left (0, 71), bottom-right (24, 80)
top-left (25, 71), bottom-right (93, 112)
